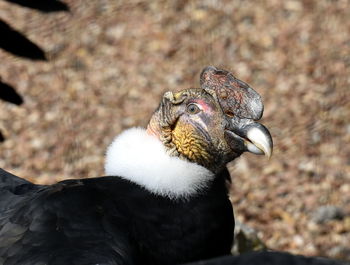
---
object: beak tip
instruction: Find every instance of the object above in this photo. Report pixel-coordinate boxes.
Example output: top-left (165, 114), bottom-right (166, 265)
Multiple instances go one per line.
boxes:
top-left (265, 149), bottom-right (272, 160)
top-left (246, 124), bottom-right (273, 159)
top-left (261, 142), bottom-right (272, 159)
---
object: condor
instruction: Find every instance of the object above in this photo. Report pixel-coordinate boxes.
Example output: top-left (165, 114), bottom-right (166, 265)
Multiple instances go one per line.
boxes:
top-left (0, 67), bottom-right (272, 265)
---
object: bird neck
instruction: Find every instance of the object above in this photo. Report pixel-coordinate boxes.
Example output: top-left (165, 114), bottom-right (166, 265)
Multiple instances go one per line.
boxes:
top-left (104, 128), bottom-right (215, 200)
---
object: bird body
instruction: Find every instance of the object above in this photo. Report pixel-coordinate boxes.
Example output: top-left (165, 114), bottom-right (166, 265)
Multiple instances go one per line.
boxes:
top-left (0, 67), bottom-right (273, 264)
top-left (0, 129), bottom-right (234, 265)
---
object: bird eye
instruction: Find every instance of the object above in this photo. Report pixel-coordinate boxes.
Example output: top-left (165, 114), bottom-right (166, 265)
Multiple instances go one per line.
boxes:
top-left (186, 103), bottom-right (201, 114)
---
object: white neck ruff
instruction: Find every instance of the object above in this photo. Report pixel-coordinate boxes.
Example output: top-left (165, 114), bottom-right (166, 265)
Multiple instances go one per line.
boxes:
top-left (104, 128), bottom-right (214, 199)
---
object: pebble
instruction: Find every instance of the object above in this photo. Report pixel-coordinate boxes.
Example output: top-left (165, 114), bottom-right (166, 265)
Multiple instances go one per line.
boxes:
top-left (311, 205), bottom-right (345, 224)
top-left (328, 246), bottom-right (350, 260)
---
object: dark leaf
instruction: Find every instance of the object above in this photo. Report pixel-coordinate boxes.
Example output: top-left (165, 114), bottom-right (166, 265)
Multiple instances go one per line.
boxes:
top-left (4, 0), bottom-right (69, 13)
top-left (0, 19), bottom-right (46, 61)
top-left (0, 130), bottom-right (4, 142)
top-left (0, 79), bottom-right (24, 105)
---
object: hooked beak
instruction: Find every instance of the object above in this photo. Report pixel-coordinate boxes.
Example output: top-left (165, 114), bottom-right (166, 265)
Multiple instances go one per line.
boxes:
top-left (225, 120), bottom-right (273, 158)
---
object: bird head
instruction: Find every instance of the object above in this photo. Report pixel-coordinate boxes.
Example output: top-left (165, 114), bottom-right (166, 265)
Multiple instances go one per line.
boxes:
top-left (147, 66), bottom-right (273, 174)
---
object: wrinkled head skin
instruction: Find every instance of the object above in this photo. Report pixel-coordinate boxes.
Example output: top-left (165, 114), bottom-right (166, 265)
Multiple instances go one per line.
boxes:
top-left (147, 66), bottom-right (273, 174)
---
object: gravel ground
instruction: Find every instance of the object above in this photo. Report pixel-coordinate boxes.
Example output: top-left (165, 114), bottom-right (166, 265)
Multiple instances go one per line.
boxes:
top-left (0, 0), bottom-right (349, 261)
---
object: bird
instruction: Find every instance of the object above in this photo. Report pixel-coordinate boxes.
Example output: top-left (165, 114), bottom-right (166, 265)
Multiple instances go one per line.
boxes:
top-left (0, 66), bottom-right (273, 265)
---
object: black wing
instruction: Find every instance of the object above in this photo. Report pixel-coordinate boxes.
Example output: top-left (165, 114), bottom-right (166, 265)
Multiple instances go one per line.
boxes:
top-left (0, 171), bottom-right (133, 265)
top-left (182, 251), bottom-right (348, 265)
top-left (0, 168), bottom-right (32, 189)
top-left (0, 168), bottom-right (38, 213)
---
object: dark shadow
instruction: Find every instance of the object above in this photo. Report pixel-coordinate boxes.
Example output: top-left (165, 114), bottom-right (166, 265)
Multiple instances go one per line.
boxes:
top-left (0, 79), bottom-right (24, 105)
top-left (0, 131), bottom-right (4, 142)
top-left (4, 0), bottom-right (69, 13)
top-left (0, 19), bottom-right (47, 61)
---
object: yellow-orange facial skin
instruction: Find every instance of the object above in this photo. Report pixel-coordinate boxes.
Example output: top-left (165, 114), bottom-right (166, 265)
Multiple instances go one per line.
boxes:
top-left (172, 120), bottom-right (213, 166)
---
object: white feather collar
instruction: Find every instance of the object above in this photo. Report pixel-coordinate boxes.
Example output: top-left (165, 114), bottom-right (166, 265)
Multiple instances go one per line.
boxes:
top-left (104, 128), bottom-right (214, 199)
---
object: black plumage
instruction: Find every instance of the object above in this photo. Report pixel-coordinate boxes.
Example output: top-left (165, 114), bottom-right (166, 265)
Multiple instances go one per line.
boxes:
top-left (182, 251), bottom-right (348, 265)
top-left (0, 168), bottom-right (233, 265)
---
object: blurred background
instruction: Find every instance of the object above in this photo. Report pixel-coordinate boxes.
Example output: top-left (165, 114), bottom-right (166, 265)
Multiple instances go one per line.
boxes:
top-left (0, 0), bottom-right (349, 261)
